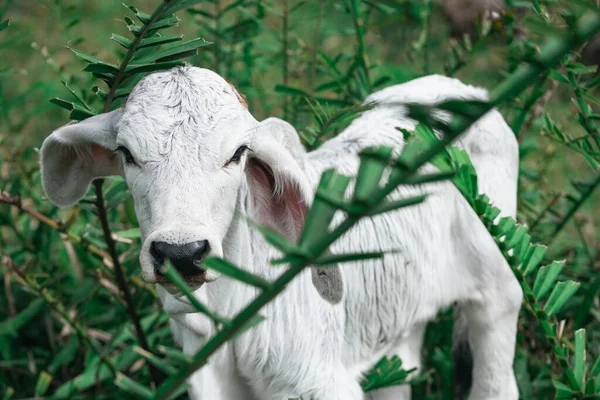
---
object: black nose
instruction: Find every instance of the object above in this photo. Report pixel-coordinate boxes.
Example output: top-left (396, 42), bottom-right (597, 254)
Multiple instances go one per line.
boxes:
top-left (150, 240), bottom-right (210, 279)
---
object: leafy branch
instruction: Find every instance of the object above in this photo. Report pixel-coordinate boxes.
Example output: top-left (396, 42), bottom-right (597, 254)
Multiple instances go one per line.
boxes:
top-left (48, 0), bottom-right (212, 387)
top-left (414, 124), bottom-right (593, 397)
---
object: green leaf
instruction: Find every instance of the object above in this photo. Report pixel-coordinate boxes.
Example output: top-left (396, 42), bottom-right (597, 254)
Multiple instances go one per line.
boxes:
top-left (134, 38), bottom-right (211, 63)
top-left (521, 245), bottom-right (547, 276)
top-left (590, 354), bottom-right (600, 380)
top-left (566, 63), bottom-right (597, 75)
top-left (138, 35), bottom-right (183, 48)
top-left (124, 61), bottom-right (184, 75)
top-left (114, 372), bottom-right (153, 399)
top-left (111, 34), bottom-right (132, 48)
top-left (160, 263), bottom-right (231, 327)
top-left (554, 380), bottom-right (575, 398)
top-left (125, 4), bottom-right (152, 24)
top-left (506, 225), bottom-right (528, 250)
top-left (48, 336), bottom-right (79, 373)
top-left (34, 371), bottom-right (52, 396)
top-left (550, 70), bottom-right (569, 83)
top-left (201, 257), bottom-right (274, 291)
top-left (83, 63), bottom-right (119, 75)
top-left (133, 347), bottom-right (178, 375)
top-left (115, 228), bottom-right (141, 239)
top-left (231, 314), bottom-right (265, 340)
top-left (128, 15), bottom-right (180, 35)
top-left (366, 195), bottom-right (428, 216)
top-left (544, 281), bottom-right (581, 317)
top-left (405, 170), bottom-right (455, 185)
top-left (275, 84), bottom-right (311, 97)
top-left (533, 261), bottom-right (565, 300)
top-left (113, 74), bottom-right (145, 99)
top-left (165, 0), bottom-right (211, 15)
top-left (156, 345), bottom-right (194, 368)
top-left (68, 47), bottom-right (109, 65)
top-left (0, 299), bottom-right (45, 336)
top-left (251, 221), bottom-right (303, 255)
top-left (61, 81), bottom-right (94, 112)
top-left (353, 147), bottom-right (393, 203)
top-left (573, 329), bottom-right (586, 392)
top-left (0, 19), bottom-right (9, 32)
top-left (314, 251), bottom-right (384, 266)
top-left (300, 170), bottom-right (351, 253)
top-left (49, 98), bottom-right (97, 120)
top-left (53, 359), bottom-right (116, 397)
top-left (361, 356), bottom-right (415, 392)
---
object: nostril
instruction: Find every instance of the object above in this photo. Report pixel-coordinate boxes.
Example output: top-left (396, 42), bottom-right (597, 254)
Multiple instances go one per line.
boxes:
top-left (190, 240), bottom-right (210, 262)
top-left (150, 240), bottom-right (210, 279)
top-left (150, 242), bottom-right (165, 270)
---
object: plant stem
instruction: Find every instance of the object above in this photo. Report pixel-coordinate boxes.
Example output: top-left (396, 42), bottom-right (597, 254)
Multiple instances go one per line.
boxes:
top-left (0, 191), bottom-right (110, 261)
top-left (93, 180), bottom-right (160, 386)
top-left (547, 173), bottom-right (600, 244)
top-left (103, 0), bottom-right (177, 112)
top-left (98, 1), bottom-right (184, 386)
top-left (529, 190), bottom-right (563, 232)
top-left (568, 70), bottom-right (600, 151)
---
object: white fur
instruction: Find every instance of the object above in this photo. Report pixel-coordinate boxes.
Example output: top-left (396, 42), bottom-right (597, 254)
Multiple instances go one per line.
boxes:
top-left (40, 67), bottom-right (522, 400)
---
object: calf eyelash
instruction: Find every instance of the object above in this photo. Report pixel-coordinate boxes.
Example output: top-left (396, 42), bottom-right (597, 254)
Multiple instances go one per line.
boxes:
top-left (225, 145), bottom-right (250, 167)
top-left (115, 146), bottom-right (136, 165)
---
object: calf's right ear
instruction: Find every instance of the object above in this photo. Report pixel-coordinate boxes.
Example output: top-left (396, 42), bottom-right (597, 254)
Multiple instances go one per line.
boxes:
top-left (40, 110), bottom-right (123, 208)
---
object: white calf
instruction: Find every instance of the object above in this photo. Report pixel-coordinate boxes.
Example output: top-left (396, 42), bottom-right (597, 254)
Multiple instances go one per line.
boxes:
top-left (40, 66), bottom-right (521, 400)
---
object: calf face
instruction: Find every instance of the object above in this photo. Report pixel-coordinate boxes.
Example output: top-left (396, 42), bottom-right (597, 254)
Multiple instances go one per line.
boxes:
top-left (40, 67), bottom-right (312, 292)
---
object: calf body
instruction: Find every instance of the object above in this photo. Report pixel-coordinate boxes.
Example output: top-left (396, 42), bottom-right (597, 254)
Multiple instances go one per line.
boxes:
top-left (40, 68), bottom-right (522, 400)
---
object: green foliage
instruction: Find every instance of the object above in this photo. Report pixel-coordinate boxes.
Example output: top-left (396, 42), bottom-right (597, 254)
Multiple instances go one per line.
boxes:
top-left (1, 0), bottom-right (600, 399)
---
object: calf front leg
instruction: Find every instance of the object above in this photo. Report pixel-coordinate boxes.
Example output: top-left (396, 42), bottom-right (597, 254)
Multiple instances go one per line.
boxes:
top-left (368, 323), bottom-right (425, 400)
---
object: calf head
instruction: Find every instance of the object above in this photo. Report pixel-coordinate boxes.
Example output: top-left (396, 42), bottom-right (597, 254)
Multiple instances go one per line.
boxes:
top-left (40, 66), bottom-right (312, 293)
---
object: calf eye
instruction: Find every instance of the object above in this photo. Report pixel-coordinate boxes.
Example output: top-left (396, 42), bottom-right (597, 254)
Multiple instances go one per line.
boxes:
top-left (116, 146), bottom-right (136, 165)
top-left (226, 145), bottom-right (249, 166)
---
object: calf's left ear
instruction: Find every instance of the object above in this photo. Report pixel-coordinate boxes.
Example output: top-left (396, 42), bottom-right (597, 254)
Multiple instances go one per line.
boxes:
top-left (246, 117), bottom-right (312, 241)
top-left (248, 117), bottom-right (344, 304)
top-left (40, 110), bottom-right (123, 208)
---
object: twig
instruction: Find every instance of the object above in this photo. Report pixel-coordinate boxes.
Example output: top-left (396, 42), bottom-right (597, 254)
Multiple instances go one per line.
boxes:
top-left (0, 191), bottom-right (110, 261)
top-left (93, 180), bottom-right (160, 386)
top-left (547, 173), bottom-right (600, 244)
top-left (529, 190), bottom-right (564, 232)
top-left (520, 79), bottom-right (558, 137)
top-left (3, 261), bottom-right (16, 316)
top-left (98, 1), bottom-right (183, 385)
top-left (568, 70), bottom-right (600, 151)
top-left (103, 0), bottom-right (177, 112)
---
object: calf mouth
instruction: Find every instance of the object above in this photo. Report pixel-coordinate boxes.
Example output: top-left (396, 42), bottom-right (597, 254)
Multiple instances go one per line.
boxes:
top-left (154, 263), bottom-right (208, 288)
